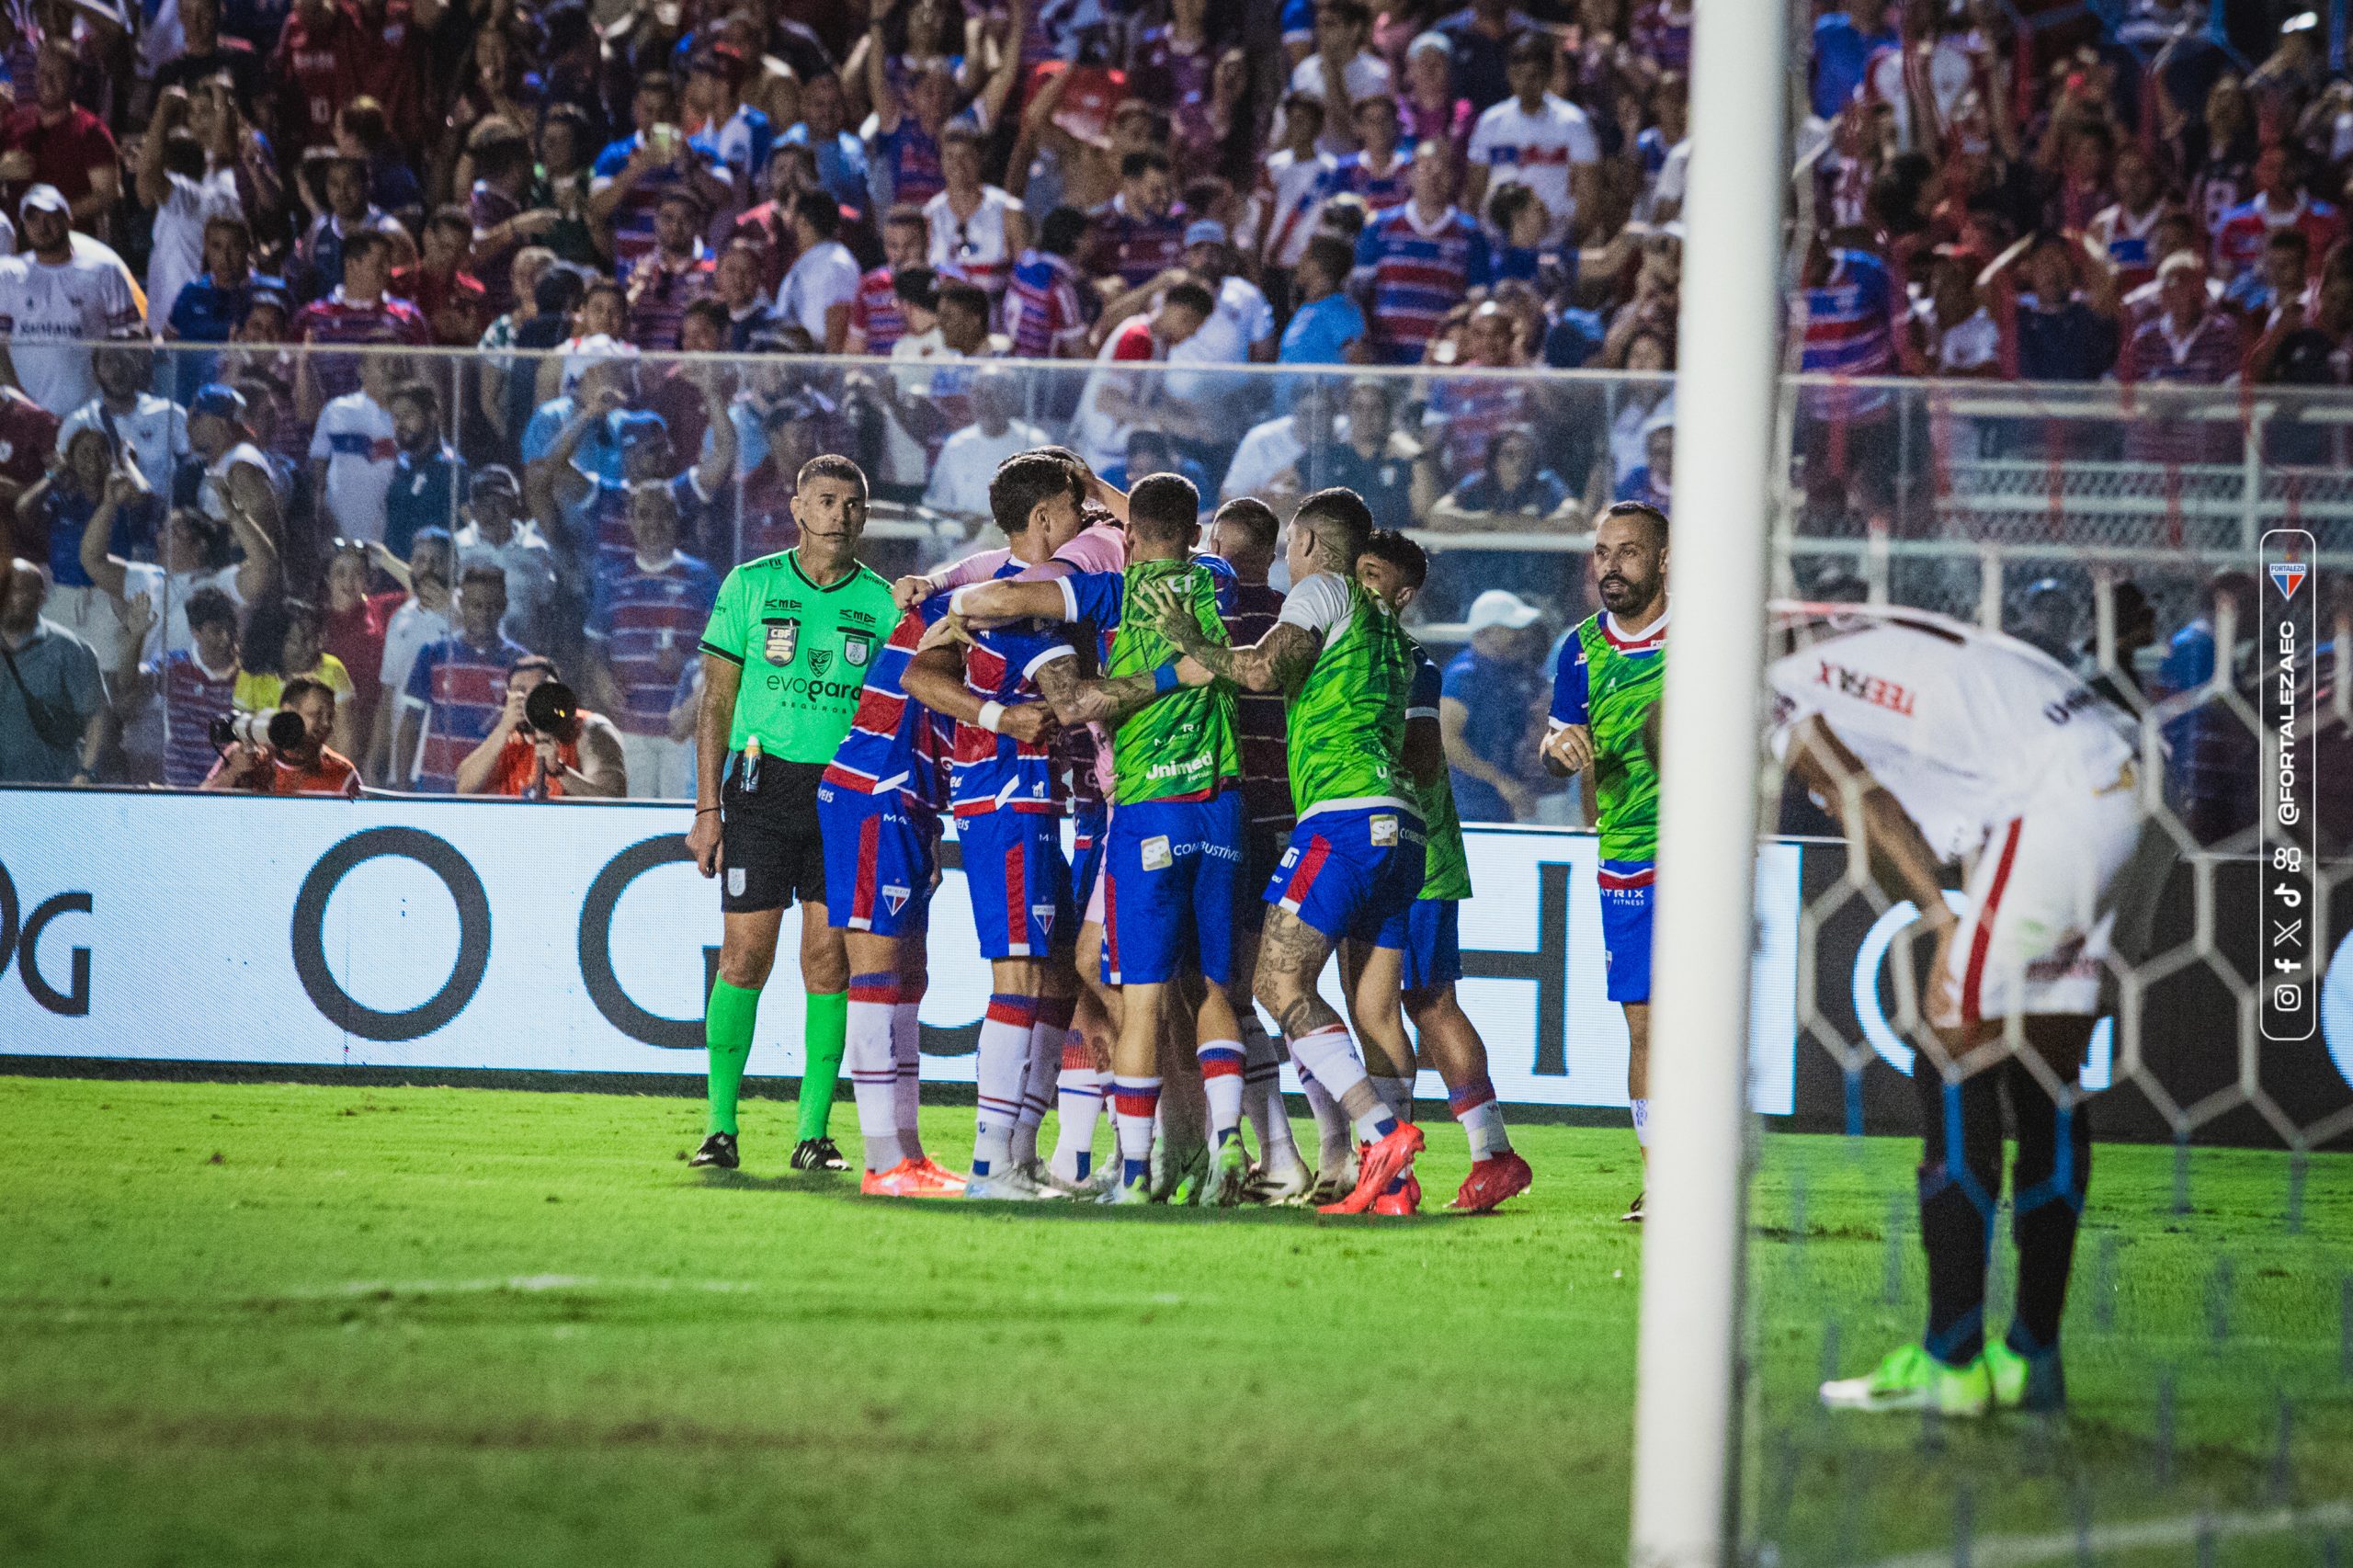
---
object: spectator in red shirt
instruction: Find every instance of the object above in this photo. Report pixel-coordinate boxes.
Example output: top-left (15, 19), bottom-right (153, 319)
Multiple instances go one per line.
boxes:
top-left (0, 43), bottom-right (122, 233)
top-left (392, 206), bottom-right (491, 347)
top-left (199, 674), bottom-right (363, 796)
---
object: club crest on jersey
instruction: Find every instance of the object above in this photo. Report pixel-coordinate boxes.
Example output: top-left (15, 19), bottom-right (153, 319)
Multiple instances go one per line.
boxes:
top-left (2270, 562), bottom-right (2308, 600)
top-left (1141, 835), bottom-right (1173, 871)
top-left (762, 618), bottom-right (799, 665)
top-left (881, 884), bottom-right (911, 915)
top-left (1030, 904), bottom-right (1057, 937)
top-left (842, 631), bottom-right (872, 667)
top-left (809, 647), bottom-right (834, 676)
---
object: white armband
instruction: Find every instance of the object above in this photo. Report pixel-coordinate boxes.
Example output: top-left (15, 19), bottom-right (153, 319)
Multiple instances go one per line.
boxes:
top-left (978, 700), bottom-right (1006, 733)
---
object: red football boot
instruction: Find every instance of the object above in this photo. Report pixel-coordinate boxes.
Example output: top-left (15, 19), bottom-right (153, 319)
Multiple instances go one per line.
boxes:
top-left (1319, 1121), bottom-right (1426, 1214)
top-left (1449, 1150), bottom-right (1534, 1212)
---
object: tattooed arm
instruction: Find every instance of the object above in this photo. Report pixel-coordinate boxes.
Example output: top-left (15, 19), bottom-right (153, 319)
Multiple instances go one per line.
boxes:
top-left (1030, 647), bottom-right (1206, 728)
top-left (1137, 578), bottom-right (1320, 694)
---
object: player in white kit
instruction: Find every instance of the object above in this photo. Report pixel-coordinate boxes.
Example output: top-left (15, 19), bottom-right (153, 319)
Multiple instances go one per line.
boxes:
top-left (1769, 605), bottom-right (2145, 1418)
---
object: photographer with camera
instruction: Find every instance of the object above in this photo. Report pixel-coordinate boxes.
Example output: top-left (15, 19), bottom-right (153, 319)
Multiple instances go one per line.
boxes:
top-left (197, 676), bottom-right (360, 797)
top-left (454, 655), bottom-right (626, 799)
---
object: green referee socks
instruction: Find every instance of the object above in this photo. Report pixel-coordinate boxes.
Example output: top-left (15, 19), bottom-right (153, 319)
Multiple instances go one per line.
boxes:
top-left (705, 979), bottom-right (763, 1136)
top-left (796, 990), bottom-right (850, 1142)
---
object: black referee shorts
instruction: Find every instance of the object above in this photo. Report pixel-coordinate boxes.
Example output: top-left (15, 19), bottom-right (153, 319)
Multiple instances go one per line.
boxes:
top-left (720, 757), bottom-right (828, 915)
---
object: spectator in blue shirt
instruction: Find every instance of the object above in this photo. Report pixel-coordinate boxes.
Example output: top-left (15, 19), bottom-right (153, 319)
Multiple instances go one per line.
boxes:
top-left (779, 71), bottom-right (870, 213)
top-left (383, 381), bottom-right (465, 560)
top-left (1441, 587), bottom-right (1552, 823)
top-left (1810, 0), bottom-right (1895, 120)
top-left (1279, 233), bottom-right (1367, 368)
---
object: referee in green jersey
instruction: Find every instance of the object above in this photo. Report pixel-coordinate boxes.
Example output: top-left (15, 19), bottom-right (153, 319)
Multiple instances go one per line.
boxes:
top-left (685, 455), bottom-right (898, 1172)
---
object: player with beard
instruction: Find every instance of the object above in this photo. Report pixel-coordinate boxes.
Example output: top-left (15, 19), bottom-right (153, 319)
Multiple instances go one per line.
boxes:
top-left (1540, 501), bottom-right (1667, 1221)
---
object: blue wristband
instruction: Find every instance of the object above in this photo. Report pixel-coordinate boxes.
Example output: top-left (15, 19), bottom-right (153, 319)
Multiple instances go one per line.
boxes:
top-left (1154, 663), bottom-right (1181, 693)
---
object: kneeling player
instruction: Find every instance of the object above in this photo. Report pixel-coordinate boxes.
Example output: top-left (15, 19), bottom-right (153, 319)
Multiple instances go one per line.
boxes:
top-left (1353, 530), bottom-right (1534, 1214)
top-left (1142, 486), bottom-right (1427, 1215)
top-left (1780, 605), bottom-right (2144, 1416)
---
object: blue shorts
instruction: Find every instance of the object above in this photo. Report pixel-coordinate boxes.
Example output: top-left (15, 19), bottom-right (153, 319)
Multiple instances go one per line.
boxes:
top-left (1402, 898), bottom-right (1462, 993)
top-left (1070, 801), bottom-right (1108, 915)
top-left (1103, 792), bottom-right (1247, 986)
top-left (816, 783), bottom-right (938, 938)
top-left (1265, 805), bottom-right (1426, 949)
top-left (1597, 859), bottom-right (1654, 1005)
top-left (957, 810), bottom-right (1074, 960)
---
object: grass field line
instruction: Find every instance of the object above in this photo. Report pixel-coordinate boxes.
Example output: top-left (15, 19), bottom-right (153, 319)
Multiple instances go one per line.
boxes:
top-left (1855, 1499), bottom-right (2353, 1568)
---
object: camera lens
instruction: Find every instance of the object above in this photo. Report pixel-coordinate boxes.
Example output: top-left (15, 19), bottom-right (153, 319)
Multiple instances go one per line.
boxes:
top-left (524, 680), bottom-right (578, 735)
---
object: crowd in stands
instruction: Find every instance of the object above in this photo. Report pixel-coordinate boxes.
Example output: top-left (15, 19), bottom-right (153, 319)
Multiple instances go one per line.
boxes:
top-left (0, 0), bottom-right (2342, 829)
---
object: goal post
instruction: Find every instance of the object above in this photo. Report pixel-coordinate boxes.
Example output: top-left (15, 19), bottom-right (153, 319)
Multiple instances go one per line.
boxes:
top-left (1627, 0), bottom-right (1793, 1562)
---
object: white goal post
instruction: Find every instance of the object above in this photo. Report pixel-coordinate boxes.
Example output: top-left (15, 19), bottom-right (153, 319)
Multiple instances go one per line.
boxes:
top-left (1627, 0), bottom-right (1793, 1562)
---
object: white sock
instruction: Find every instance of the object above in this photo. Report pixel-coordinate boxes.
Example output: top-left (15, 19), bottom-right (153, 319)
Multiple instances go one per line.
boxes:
top-left (1012, 1002), bottom-right (1069, 1170)
top-left (847, 974), bottom-right (901, 1173)
top-left (1051, 1039), bottom-right (1106, 1183)
top-left (1196, 1037), bottom-right (1245, 1146)
top-left (973, 993), bottom-right (1038, 1176)
top-left (1449, 1074), bottom-right (1511, 1161)
top-left (1368, 1073), bottom-right (1415, 1124)
top-left (1288, 1024), bottom-right (1393, 1143)
top-left (1111, 1076), bottom-right (1161, 1186)
top-left (1242, 1025), bottom-right (1302, 1171)
top-left (892, 996), bottom-right (926, 1161)
top-left (1295, 1059), bottom-right (1354, 1166)
top-left (1631, 1097), bottom-right (1651, 1148)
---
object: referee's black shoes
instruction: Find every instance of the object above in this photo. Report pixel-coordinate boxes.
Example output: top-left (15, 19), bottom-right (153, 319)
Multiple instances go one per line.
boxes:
top-left (688, 1132), bottom-right (740, 1169)
top-left (790, 1137), bottom-right (849, 1172)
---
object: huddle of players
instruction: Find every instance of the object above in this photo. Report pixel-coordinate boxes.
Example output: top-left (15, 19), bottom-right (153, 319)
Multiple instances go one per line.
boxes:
top-left (685, 442), bottom-right (1535, 1214)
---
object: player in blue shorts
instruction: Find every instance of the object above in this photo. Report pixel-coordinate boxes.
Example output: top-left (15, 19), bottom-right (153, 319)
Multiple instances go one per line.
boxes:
top-left (1347, 531), bottom-right (1535, 1213)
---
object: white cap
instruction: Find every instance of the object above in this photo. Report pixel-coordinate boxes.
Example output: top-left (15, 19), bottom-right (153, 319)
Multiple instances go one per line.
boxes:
top-left (1466, 588), bottom-right (1542, 635)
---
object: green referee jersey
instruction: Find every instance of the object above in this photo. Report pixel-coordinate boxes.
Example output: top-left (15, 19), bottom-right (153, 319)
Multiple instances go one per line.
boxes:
top-left (698, 550), bottom-right (897, 763)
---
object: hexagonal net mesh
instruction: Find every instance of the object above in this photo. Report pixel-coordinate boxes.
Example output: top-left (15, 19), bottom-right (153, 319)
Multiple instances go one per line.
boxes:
top-left (1738, 376), bottom-right (2353, 1567)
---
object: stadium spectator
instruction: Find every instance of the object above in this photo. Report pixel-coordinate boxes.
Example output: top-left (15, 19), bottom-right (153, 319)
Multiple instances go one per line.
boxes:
top-left (397, 562), bottom-right (527, 791)
top-left (24, 432), bottom-right (162, 669)
top-left (710, 240), bottom-right (779, 351)
top-left (1613, 407), bottom-right (1675, 513)
top-left (1909, 246), bottom-right (2002, 380)
top-left (1313, 375), bottom-right (1416, 532)
top-left (589, 71), bottom-right (732, 283)
top-left (2121, 253), bottom-right (2245, 462)
top-left (134, 85), bottom-right (246, 332)
top-left (81, 504), bottom-right (268, 661)
top-left (199, 672), bottom-right (361, 795)
top-left (454, 653), bottom-right (626, 798)
top-left (1073, 278), bottom-right (1215, 472)
top-left (1356, 139), bottom-right (1491, 365)
top-left (2224, 227), bottom-right (2313, 322)
top-left (453, 466), bottom-right (557, 651)
top-left (584, 482), bottom-right (718, 799)
top-left (62, 342), bottom-right (188, 500)
top-left (234, 595), bottom-right (357, 757)
top-left (290, 229), bottom-right (429, 409)
top-left (394, 206), bottom-right (491, 347)
top-left (849, 205), bottom-right (926, 355)
top-left (0, 44), bottom-right (122, 232)
top-left (0, 187), bottom-right (144, 417)
top-left (1810, 0), bottom-right (1896, 121)
top-left (289, 153), bottom-right (407, 305)
top-left (2210, 143), bottom-right (2340, 284)
top-left (0, 555), bottom-right (104, 783)
top-left (775, 188), bottom-right (861, 352)
top-left (1338, 94), bottom-right (1412, 211)
top-left (187, 382), bottom-right (288, 565)
top-left (626, 191), bottom-right (718, 353)
top-left (308, 349), bottom-right (402, 546)
top-left (1980, 231), bottom-right (2121, 383)
top-left (156, 585), bottom-right (244, 788)
top-left (780, 71), bottom-right (870, 213)
top-left (1243, 95), bottom-right (1335, 283)
top-left (1441, 587), bottom-right (1552, 823)
top-left (1279, 233), bottom-right (1369, 382)
top-left (925, 368), bottom-right (1048, 521)
top-left (1467, 33), bottom-right (1599, 245)
top-left (1002, 204), bottom-right (1093, 359)
top-left (1436, 0), bottom-right (1535, 115)
top-left (1398, 31), bottom-right (1475, 160)
top-left (383, 381), bottom-right (465, 559)
top-left (320, 541), bottom-right (393, 747)
top-left (366, 527), bottom-right (454, 781)
top-left (1090, 150), bottom-right (1192, 295)
top-left (926, 123), bottom-right (1028, 302)
top-left (1284, 1), bottom-right (1392, 160)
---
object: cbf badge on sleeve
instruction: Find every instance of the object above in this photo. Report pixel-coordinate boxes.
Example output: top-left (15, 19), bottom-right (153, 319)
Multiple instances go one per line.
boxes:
top-left (843, 630), bottom-right (873, 667)
top-left (762, 618), bottom-right (799, 665)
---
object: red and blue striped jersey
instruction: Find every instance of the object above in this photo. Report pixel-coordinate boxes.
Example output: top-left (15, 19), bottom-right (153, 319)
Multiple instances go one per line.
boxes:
top-left (949, 577), bottom-right (1071, 816)
top-left (824, 597), bottom-right (954, 812)
top-left (592, 131), bottom-right (726, 278)
top-left (1426, 374), bottom-right (1530, 479)
top-left (1795, 248), bottom-right (1898, 421)
top-left (588, 551), bottom-right (722, 739)
top-left (1355, 203), bottom-right (1492, 363)
top-left (1222, 579), bottom-right (1292, 833)
top-left (873, 119), bottom-right (945, 210)
top-left (1003, 249), bottom-right (1087, 358)
top-left (1086, 195), bottom-right (1188, 289)
top-left (292, 288), bottom-right (429, 401)
top-left (404, 631), bottom-right (529, 791)
top-left (850, 265), bottom-right (907, 353)
top-left (582, 470), bottom-right (716, 572)
top-left (1336, 150), bottom-right (1409, 210)
top-left (161, 651), bottom-right (238, 789)
top-left (625, 249), bottom-right (718, 352)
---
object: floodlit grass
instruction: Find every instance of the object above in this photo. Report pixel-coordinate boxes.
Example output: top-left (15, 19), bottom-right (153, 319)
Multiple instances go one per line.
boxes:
top-left (0, 1074), bottom-right (2345, 1567)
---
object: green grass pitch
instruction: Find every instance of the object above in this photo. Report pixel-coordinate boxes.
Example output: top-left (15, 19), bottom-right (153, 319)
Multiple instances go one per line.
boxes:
top-left (0, 1073), bottom-right (2346, 1568)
